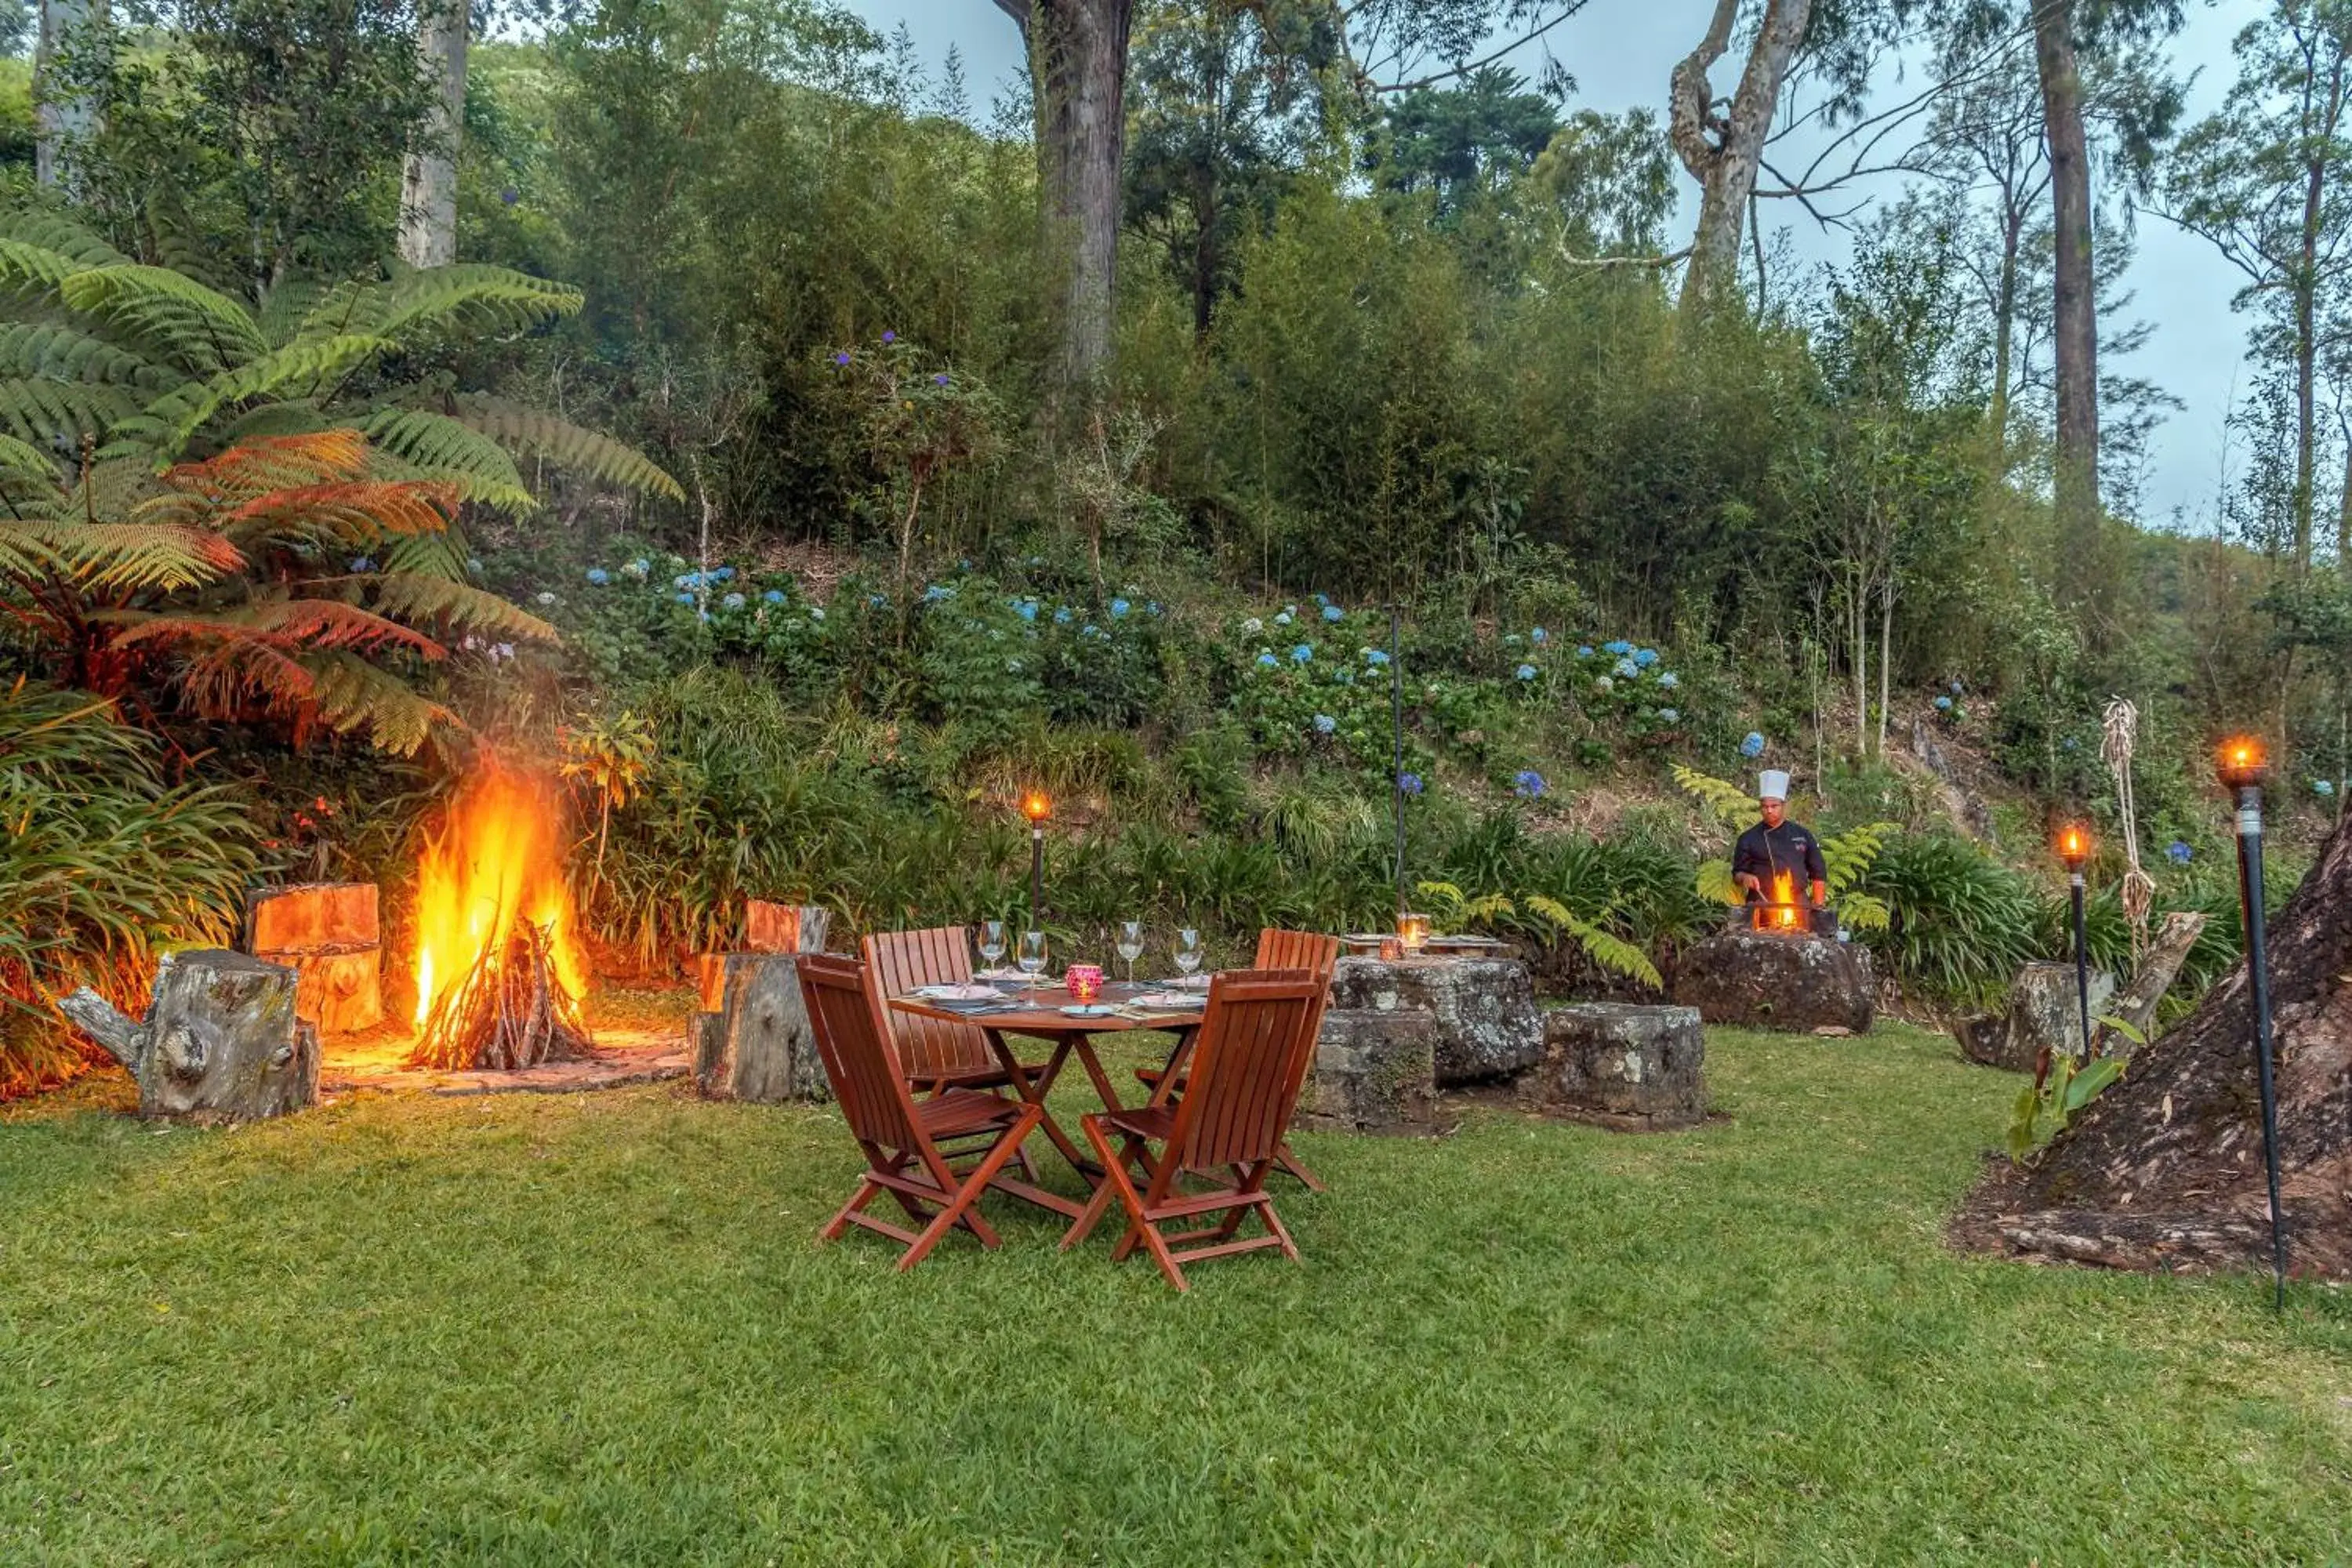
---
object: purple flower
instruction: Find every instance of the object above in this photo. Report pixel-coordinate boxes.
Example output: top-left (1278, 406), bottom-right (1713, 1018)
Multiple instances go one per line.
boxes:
top-left (1513, 770), bottom-right (1546, 799)
top-left (1398, 772), bottom-right (1424, 797)
top-left (881, 330), bottom-right (897, 343)
top-left (932, 372), bottom-right (949, 387)
top-left (500, 187), bottom-right (519, 207)
top-left (833, 351), bottom-right (851, 367)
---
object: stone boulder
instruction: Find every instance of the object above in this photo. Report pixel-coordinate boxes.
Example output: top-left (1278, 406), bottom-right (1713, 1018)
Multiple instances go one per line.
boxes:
top-left (1956, 960), bottom-right (2115, 1073)
top-left (1522, 1003), bottom-right (1706, 1130)
top-left (1673, 928), bottom-right (1875, 1034)
top-left (1328, 955), bottom-right (1542, 1085)
top-left (1298, 1008), bottom-right (1437, 1134)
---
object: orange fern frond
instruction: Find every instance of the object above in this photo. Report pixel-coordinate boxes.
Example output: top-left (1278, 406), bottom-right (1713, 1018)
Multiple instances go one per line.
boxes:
top-left (13, 521), bottom-right (245, 593)
top-left (160, 430), bottom-right (369, 498)
top-left (103, 599), bottom-right (448, 660)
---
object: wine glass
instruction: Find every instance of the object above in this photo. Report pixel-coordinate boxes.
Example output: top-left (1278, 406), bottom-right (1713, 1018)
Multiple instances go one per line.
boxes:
top-left (1116, 920), bottom-right (1145, 983)
top-left (1018, 929), bottom-right (1047, 989)
top-left (1174, 927), bottom-right (1202, 984)
top-left (978, 920), bottom-right (1006, 976)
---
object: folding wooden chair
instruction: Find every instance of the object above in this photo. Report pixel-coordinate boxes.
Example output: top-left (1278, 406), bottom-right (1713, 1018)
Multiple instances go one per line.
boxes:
top-left (1062, 970), bottom-right (1325, 1291)
top-left (1135, 927), bottom-right (1338, 1191)
top-left (796, 953), bottom-right (1044, 1272)
top-left (863, 926), bottom-right (1054, 1097)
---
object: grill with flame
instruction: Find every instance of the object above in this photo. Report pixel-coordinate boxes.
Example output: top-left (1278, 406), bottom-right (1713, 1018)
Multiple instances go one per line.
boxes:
top-left (1750, 871), bottom-right (1806, 934)
top-left (408, 763), bottom-right (594, 1069)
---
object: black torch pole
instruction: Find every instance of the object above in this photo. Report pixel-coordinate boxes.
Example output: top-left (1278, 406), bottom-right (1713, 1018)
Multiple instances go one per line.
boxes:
top-left (1390, 604), bottom-right (1406, 921)
top-left (1029, 825), bottom-right (1044, 929)
top-left (2068, 869), bottom-right (2092, 1065)
top-left (2232, 782), bottom-right (2288, 1309)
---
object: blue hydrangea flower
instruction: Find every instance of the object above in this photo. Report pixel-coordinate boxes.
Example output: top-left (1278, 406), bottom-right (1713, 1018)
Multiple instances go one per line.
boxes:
top-left (2063, 737), bottom-right (2079, 752)
top-left (721, 592), bottom-right (745, 610)
top-left (1274, 611), bottom-right (1293, 627)
top-left (1633, 648), bottom-right (1660, 669)
top-left (677, 592), bottom-right (695, 605)
top-left (1614, 657), bottom-right (1639, 680)
top-left (1398, 772), bottom-right (1424, 797)
top-left (1531, 627), bottom-right (1548, 645)
top-left (1147, 601), bottom-right (1162, 615)
top-left (1577, 645), bottom-right (1595, 659)
top-left (1082, 624), bottom-right (1102, 637)
top-left (764, 589), bottom-right (786, 604)
top-left (1951, 679), bottom-right (1965, 695)
top-left (1321, 604), bottom-right (1343, 622)
top-left (1657, 707), bottom-right (1680, 724)
top-left (1312, 592), bottom-right (1330, 606)
top-left (1256, 652), bottom-right (1279, 668)
top-left (1312, 714), bottom-right (1337, 735)
top-left (1334, 668), bottom-right (1356, 685)
top-left (1740, 732), bottom-right (1766, 759)
top-left (349, 556), bottom-right (376, 573)
top-left (1054, 607), bottom-right (1073, 625)
top-left (1603, 640), bottom-right (1632, 656)
top-left (712, 567), bottom-right (735, 582)
top-left (1366, 649), bottom-right (1390, 666)
top-left (809, 606), bottom-right (826, 621)
top-left (922, 584), bottom-right (952, 603)
top-left (1241, 616), bottom-right (1264, 633)
top-left (1291, 644), bottom-right (1312, 663)
top-left (1516, 664), bottom-right (1537, 681)
top-left (1513, 770), bottom-right (1547, 800)
top-left (622, 558), bottom-right (648, 579)
top-left (869, 593), bottom-right (887, 608)
top-left (2321, 779), bottom-right (2339, 798)
top-left (1657, 673), bottom-right (1679, 690)
top-left (1934, 695), bottom-right (1954, 711)
top-left (1110, 598), bottom-right (1130, 617)
top-left (1014, 600), bottom-right (1038, 622)
top-left (585, 567), bottom-right (610, 586)
top-left (1595, 676), bottom-right (1614, 694)
top-left (674, 573), bottom-right (695, 590)
top-left (2166, 840), bottom-right (2192, 865)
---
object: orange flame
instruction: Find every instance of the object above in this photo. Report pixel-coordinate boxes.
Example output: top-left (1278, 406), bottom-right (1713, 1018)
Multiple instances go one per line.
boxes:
top-left (411, 763), bottom-right (588, 1028)
top-left (1754, 871), bottom-right (1801, 931)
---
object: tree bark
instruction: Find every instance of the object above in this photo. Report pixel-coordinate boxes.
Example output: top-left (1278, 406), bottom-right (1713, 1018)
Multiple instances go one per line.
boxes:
top-left (2033, 0), bottom-right (2102, 587)
top-left (57, 950), bottom-right (320, 1121)
top-left (1670, 0), bottom-right (1813, 315)
top-left (34, 0), bottom-right (101, 191)
top-left (1955, 814), bottom-right (2352, 1276)
top-left (397, 0), bottom-right (466, 270)
top-left (997, 0), bottom-right (1134, 405)
top-left (1990, 211), bottom-right (2022, 454)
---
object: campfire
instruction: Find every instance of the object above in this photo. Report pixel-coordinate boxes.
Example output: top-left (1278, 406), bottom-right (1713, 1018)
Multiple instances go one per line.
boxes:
top-left (408, 762), bottom-right (596, 1071)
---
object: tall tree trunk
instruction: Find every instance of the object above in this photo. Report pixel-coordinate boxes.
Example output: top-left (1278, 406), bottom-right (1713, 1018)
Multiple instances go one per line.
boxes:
top-left (2292, 111), bottom-right (2332, 570)
top-left (397, 0), bottom-right (466, 270)
top-left (1877, 575), bottom-right (1894, 759)
top-left (1670, 0), bottom-right (1813, 315)
top-left (998, 0), bottom-right (1134, 407)
top-left (34, 0), bottom-right (100, 191)
top-left (2034, 0), bottom-right (2102, 593)
top-left (1851, 569), bottom-right (1868, 760)
top-left (1990, 209), bottom-right (2022, 458)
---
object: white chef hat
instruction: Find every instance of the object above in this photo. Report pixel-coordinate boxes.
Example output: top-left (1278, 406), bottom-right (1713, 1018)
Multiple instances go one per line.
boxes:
top-left (1759, 770), bottom-right (1791, 801)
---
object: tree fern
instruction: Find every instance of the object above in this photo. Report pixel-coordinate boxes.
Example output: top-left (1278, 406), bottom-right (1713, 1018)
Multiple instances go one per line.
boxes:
top-left (0, 237), bottom-right (89, 297)
top-left (358, 572), bottom-right (558, 641)
top-left (361, 408), bottom-right (533, 510)
top-left (0, 321), bottom-right (176, 391)
top-left (151, 334), bottom-right (390, 446)
top-left (1523, 894), bottom-right (1664, 989)
top-left (305, 653), bottom-right (450, 755)
top-left (58, 264), bottom-right (269, 374)
top-left (456, 396), bottom-right (685, 499)
top-left (1671, 764), bottom-right (1759, 826)
top-left (0, 378), bottom-right (140, 447)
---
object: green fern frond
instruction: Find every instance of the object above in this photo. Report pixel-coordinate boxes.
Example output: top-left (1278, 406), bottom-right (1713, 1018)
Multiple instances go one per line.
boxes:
top-left (379, 528), bottom-right (472, 580)
top-left (254, 275), bottom-right (331, 347)
top-left (0, 214), bottom-right (128, 269)
top-left (58, 264), bottom-right (268, 375)
top-left (357, 572), bottom-right (559, 641)
top-left (0, 322), bottom-right (177, 391)
top-left (1836, 892), bottom-right (1891, 933)
top-left (1671, 764), bottom-right (1758, 826)
top-left (362, 265), bottom-right (582, 346)
top-left (0, 430), bottom-right (60, 484)
top-left (1523, 895), bottom-right (1662, 989)
top-left (306, 652), bottom-right (451, 754)
top-left (454, 396), bottom-right (684, 499)
top-left (149, 335), bottom-right (389, 449)
top-left (1823, 822), bottom-right (1898, 897)
top-left (216, 401), bottom-right (333, 444)
top-left (1695, 857), bottom-right (1744, 906)
top-left (0, 237), bottom-right (89, 297)
top-left (0, 377), bottom-right (140, 447)
top-left (361, 408), bottom-right (534, 510)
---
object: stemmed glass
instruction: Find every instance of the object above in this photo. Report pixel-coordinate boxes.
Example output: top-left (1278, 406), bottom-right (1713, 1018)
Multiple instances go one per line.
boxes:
top-left (978, 920), bottom-right (1007, 977)
top-left (1174, 927), bottom-right (1202, 985)
top-left (1116, 920), bottom-right (1145, 984)
top-left (1018, 930), bottom-right (1048, 991)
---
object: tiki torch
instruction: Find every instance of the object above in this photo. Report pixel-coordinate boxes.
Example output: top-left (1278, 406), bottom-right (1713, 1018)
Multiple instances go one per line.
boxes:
top-left (1389, 603), bottom-right (1406, 921)
top-left (2057, 824), bottom-right (2093, 1064)
top-left (2219, 735), bottom-right (2288, 1308)
top-left (1022, 790), bottom-right (1050, 925)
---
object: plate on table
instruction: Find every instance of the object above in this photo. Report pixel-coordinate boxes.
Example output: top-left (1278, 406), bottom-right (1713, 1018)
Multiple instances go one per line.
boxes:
top-left (911, 983), bottom-right (1001, 1001)
top-left (1132, 991), bottom-right (1206, 1011)
top-left (1162, 973), bottom-right (1211, 991)
top-left (1059, 1004), bottom-right (1117, 1018)
top-left (973, 967), bottom-right (1030, 984)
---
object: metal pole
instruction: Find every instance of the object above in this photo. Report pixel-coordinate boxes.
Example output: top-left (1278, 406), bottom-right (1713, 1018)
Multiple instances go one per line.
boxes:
top-left (1029, 826), bottom-right (1044, 928)
top-left (2233, 782), bottom-right (2288, 1310)
top-left (2069, 871), bottom-right (2092, 1063)
top-left (1390, 603), bottom-right (1405, 920)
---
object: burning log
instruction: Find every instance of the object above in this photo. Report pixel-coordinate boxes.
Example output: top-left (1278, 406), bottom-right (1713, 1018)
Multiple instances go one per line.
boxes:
top-left (409, 920), bottom-right (595, 1071)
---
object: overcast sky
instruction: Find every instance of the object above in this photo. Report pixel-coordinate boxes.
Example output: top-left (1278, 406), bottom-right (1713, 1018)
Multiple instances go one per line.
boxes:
top-left (849, 0), bottom-right (2260, 529)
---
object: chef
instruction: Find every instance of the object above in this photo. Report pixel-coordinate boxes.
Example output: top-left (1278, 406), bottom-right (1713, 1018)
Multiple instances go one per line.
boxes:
top-left (1733, 770), bottom-right (1828, 911)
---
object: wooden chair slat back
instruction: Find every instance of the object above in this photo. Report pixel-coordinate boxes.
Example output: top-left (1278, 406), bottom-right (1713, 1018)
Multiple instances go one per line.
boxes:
top-left (797, 954), bottom-right (922, 1152)
top-left (1254, 928), bottom-right (1340, 982)
top-left (861, 926), bottom-right (993, 1076)
top-left (1170, 970), bottom-right (1323, 1173)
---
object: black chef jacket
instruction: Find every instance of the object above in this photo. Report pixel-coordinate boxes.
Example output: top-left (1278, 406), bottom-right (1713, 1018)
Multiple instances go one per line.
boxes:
top-left (1733, 818), bottom-right (1828, 901)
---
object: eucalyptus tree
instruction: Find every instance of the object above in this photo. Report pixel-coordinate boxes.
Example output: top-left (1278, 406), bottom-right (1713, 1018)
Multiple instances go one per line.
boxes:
top-left (398, 0), bottom-right (469, 268)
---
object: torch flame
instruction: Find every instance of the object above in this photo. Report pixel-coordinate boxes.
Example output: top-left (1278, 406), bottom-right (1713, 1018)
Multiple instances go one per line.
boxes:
top-left (411, 763), bottom-right (588, 1028)
top-left (1753, 871), bottom-right (1802, 931)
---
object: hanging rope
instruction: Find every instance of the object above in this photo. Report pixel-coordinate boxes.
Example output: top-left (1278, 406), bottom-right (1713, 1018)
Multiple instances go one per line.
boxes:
top-left (2101, 697), bottom-right (2155, 961)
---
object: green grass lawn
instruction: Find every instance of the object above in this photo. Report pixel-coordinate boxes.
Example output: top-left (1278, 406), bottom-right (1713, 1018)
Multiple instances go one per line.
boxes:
top-left (5, 1023), bottom-right (2350, 1565)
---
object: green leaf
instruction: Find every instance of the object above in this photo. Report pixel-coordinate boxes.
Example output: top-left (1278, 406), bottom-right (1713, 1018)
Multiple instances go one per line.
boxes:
top-left (58, 264), bottom-right (269, 375)
top-left (453, 396), bottom-right (684, 499)
top-left (361, 408), bottom-right (535, 510)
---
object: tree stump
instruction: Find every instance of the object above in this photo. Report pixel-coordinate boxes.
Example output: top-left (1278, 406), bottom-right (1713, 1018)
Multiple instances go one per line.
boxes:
top-left (1674, 927), bottom-right (1875, 1034)
top-left (1297, 1009), bottom-right (1437, 1134)
top-left (693, 953), bottom-right (828, 1103)
top-left (56, 949), bottom-right (318, 1121)
top-left (244, 882), bottom-right (383, 1033)
top-left (1954, 814), bottom-right (2352, 1276)
top-left (2094, 910), bottom-right (2209, 1058)
top-left (1956, 961), bottom-right (2115, 1073)
top-left (1523, 1004), bottom-right (1707, 1130)
top-left (1327, 956), bottom-right (1542, 1085)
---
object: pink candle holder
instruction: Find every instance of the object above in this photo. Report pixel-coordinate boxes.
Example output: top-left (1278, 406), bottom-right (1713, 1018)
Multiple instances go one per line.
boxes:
top-left (1065, 964), bottom-right (1103, 1002)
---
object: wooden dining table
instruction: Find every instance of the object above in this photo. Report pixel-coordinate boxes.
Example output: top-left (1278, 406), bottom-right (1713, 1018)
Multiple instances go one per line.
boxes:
top-left (886, 980), bottom-right (1206, 1218)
